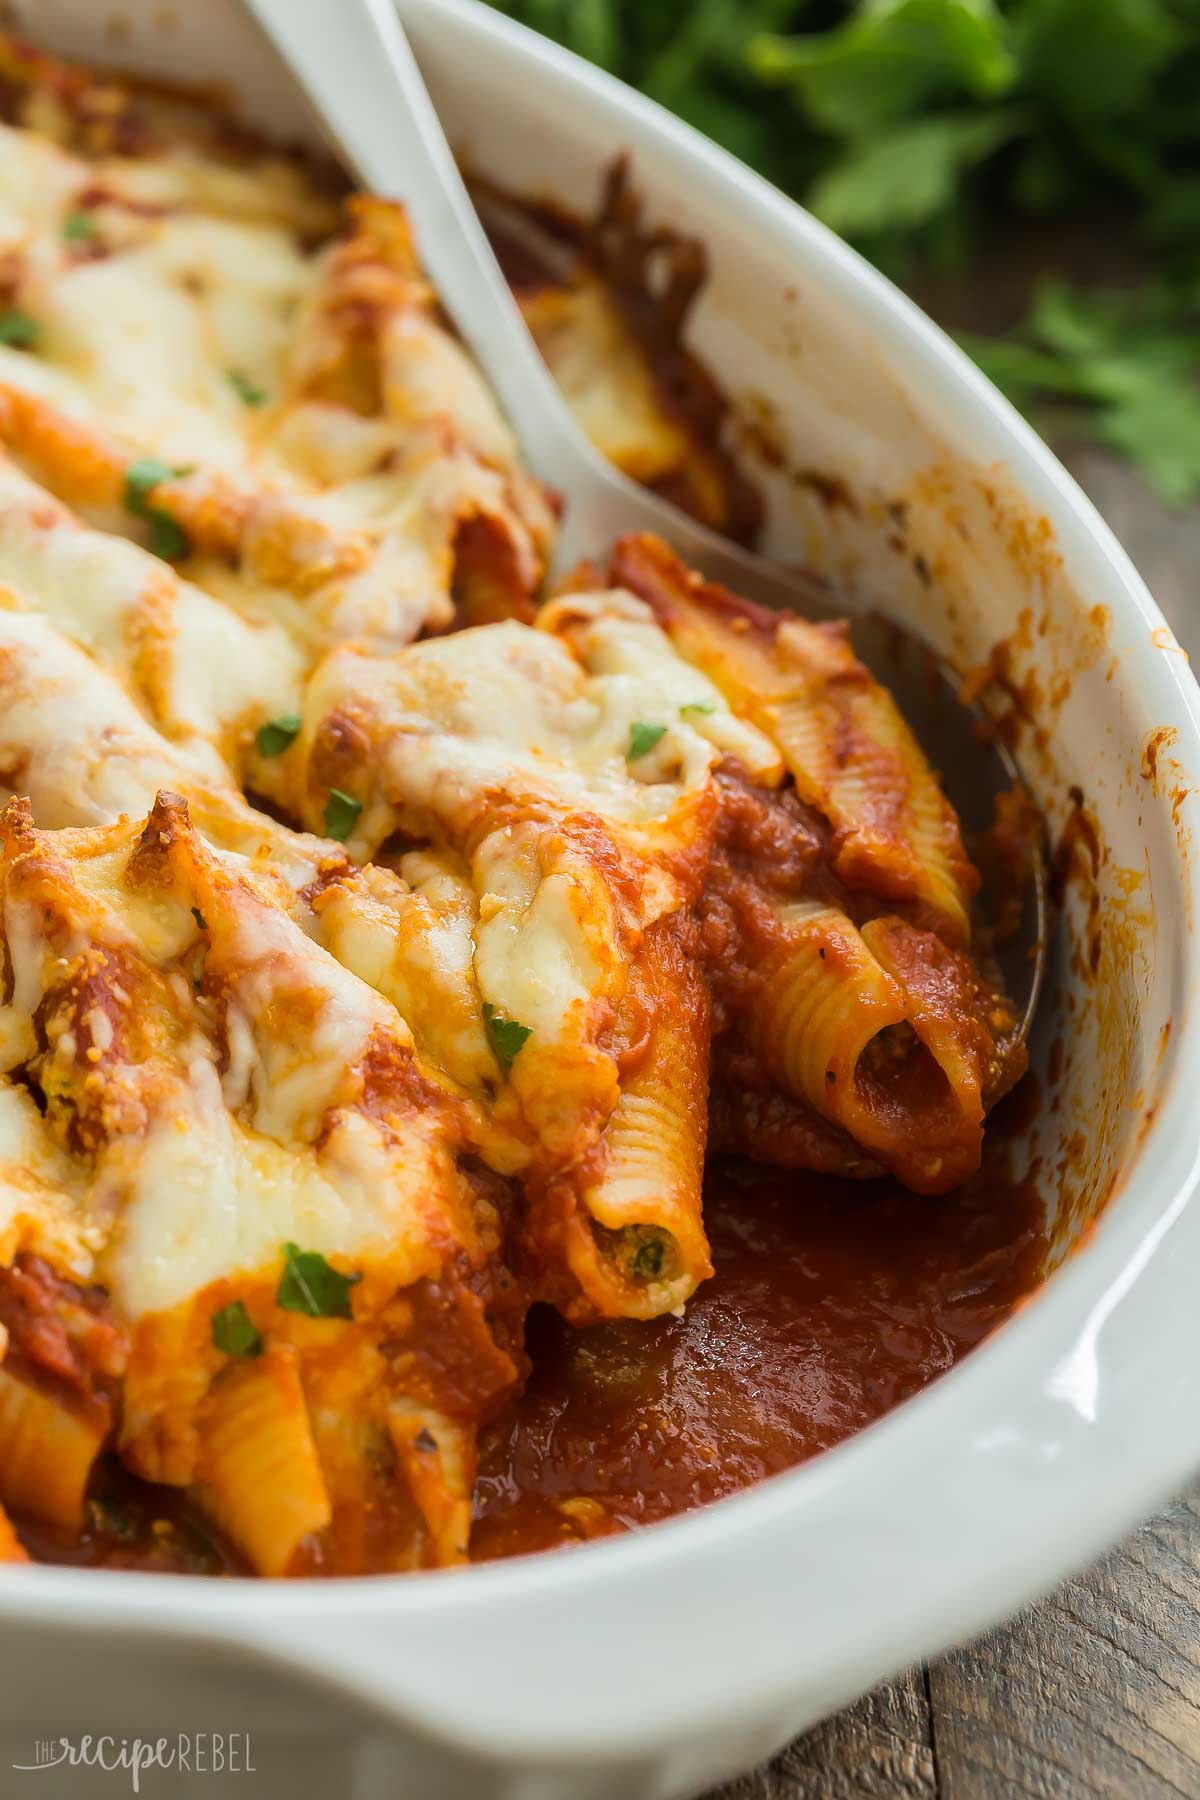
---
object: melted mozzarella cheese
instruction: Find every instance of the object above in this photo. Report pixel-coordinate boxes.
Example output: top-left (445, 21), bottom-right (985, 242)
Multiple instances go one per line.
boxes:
top-left (0, 123), bottom-right (81, 257)
top-left (0, 610), bottom-right (330, 901)
top-left (0, 118), bottom-right (551, 660)
top-left (316, 856), bottom-right (494, 1096)
top-left (34, 216), bottom-right (310, 470)
top-left (0, 117), bottom-right (314, 474)
top-left (305, 615), bottom-right (728, 845)
top-left (298, 602), bottom-right (748, 1162)
top-left (543, 588), bottom-right (783, 780)
top-left (0, 1080), bottom-right (96, 1279)
top-left (101, 1058), bottom-right (439, 1319)
top-left (214, 888), bottom-right (408, 1146)
top-left (0, 459), bottom-right (304, 772)
top-left (0, 796), bottom-right (463, 1319)
top-left (381, 309), bottom-right (517, 468)
top-left (0, 609), bottom-right (212, 825)
top-left (0, 78), bottom-right (778, 1353)
top-left (472, 823), bottom-right (608, 1046)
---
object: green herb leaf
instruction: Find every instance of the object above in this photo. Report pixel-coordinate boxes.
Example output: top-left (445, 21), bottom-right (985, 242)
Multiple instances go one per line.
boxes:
top-left (628, 721), bottom-right (668, 760)
top-left (123, 455), bottom-right (184, 515)
top-left (123, 457), bottom-right (191, 560)
top-left (148, 509), bottom-right (189, 561)
top-left (229, 369), bottom-right (269, 407)
top-left (0, 308), bottom-right (38, 349)
top-left (62, 210), bottom-right (95, 243)
top-left (964, 275), bottom-right (1200, 506)
top-left (482, 1000), bottom-right (532, 1074)
top-left (750, 1), bottom-right (1018, 139)
top-left (277, 1242), bottom-right (361, 1319)
top-left (211, 1299), bottom-right (263, 1358)
top-left (809, 111), bottom-right (1021, 237)
top-left (256, 713), bottom-right (301, 758)
top-left (680, 699), bottom-right (717, 716)
top-left (1012, 0), bottom-right (1182, 128)
top-left (191, 906), bottom-right (207, 931)
top-left (323, 787), bottom-right (362, 841)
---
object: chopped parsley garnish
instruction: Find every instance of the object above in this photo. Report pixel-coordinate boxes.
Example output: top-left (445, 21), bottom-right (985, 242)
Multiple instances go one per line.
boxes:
top-left (482, 1001), bottom-right (532, 1074)
top-left (191, 907), bottom-right (207, 931)
top-left (0, 308), bottom-right (38, 349)
top-left (147, 512), bottom-right (188, 561)
top-left (211, 1300), bottom-right (263, 1359)
top-left (256, 713), bottom-right (301, 758)
top-left (123, 456), bottom-right (191, 562)
top-left (323, 787), bottom-right (362, 841)
top-left (680, 699), bottom-right (716, 716)
top-left (628, 721), bottom-right (667, 761)
top-left (229, 370), bottom-right (268, 407)
top-left (276, 1242), bottom-right (361, 1320)
top-left (124, 456), bottom-right (184, 513)
top-left (62, 210), bottom-right (95, 243)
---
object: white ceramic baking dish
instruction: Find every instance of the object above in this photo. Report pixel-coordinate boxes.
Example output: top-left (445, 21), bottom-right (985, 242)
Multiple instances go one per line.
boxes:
top-left (0, 3), bottom-right (1198, 1796)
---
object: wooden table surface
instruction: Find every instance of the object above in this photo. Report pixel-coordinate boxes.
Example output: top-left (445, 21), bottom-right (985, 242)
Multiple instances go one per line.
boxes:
top-left (702, 441), bottom-right (1200, 1799)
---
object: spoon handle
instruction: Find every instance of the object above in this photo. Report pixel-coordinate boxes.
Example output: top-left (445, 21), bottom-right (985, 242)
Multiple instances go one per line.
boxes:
top-left (241, 0), bottom-right (590, 483)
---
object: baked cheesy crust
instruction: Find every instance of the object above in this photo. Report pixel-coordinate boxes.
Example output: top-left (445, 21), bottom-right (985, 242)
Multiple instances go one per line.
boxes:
top-left (0, 38), bottom-right (1025, 1575)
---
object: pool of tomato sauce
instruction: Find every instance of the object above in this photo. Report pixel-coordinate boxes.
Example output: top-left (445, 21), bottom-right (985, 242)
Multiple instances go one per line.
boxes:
top-left (472, 1087), bottom-right (1047, 1562)
top-left (19, 1085), bottom-right (1047, 1575)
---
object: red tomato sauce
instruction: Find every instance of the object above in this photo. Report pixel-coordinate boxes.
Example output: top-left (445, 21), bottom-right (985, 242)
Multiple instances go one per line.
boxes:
top-left (473, 1120), bottom-right (1047, 1562)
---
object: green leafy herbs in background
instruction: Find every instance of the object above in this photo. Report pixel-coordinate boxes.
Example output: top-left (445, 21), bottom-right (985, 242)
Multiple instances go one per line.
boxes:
top-left (964, 278), bottom-right (1200, 506)
top-left (487, 0), bottom-right (1200, 503)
